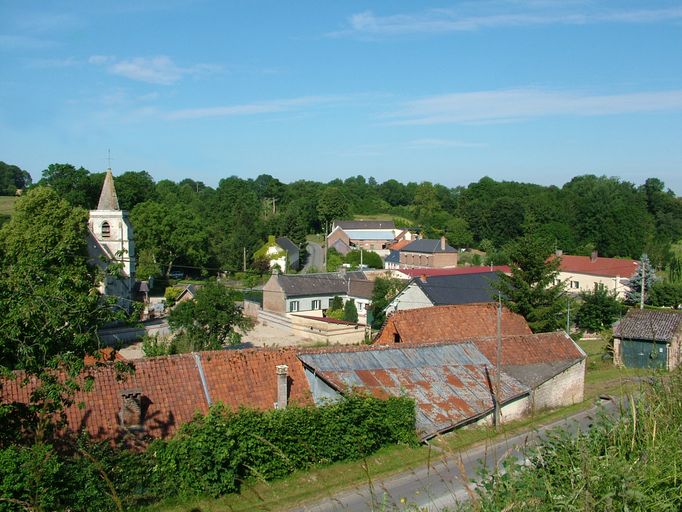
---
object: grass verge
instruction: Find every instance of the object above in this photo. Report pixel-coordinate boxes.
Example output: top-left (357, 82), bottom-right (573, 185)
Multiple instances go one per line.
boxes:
top-left (0, 195), bottom-right (16, 216)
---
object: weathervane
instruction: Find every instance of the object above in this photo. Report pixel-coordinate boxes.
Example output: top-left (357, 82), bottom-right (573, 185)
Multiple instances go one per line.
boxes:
top-left (106, 149), bottom-right (114, 169)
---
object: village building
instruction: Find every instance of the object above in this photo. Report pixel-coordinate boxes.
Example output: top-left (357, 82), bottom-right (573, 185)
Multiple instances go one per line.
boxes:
top-left (384, 271), bottom-right (502, 314)
top-left (613, 309), bottom-right (682, 370)
top-left (87, 169), bottom-right (136, 302)
top-left (553, 250), bottom-right (638, 299)
top-left (2, 330), bottom-right (585, 442)
top-left (399, 237), bottom-right (458, 269)
top-left (254, 235), bottom-right (300, 272)
top-left (374, 303), bottom-right (532, 344)
top-left (326, 220), bottom-right (414, 257)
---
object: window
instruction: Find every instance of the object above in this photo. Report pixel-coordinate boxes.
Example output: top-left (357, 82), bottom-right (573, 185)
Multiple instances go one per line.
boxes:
top-left (101, 221), bottom-right (111, 238)
top-left (312, 299), bottom-right (321, 310)
top-left (329, 298), bottom-right (334, 308)
top-left (393, 333), bottom-right (401, 343)
top-left (289, 301), bottom-right (299, 312)
top-left (570, 281), bottom-right (580, 289)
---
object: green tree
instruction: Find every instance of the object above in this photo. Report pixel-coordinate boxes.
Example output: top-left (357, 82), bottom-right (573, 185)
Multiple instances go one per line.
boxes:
top-left (494, 235), bottom-right (566, 332)
top-left (343, 299), bottom-right (358, 323)
top-left (345, 250), bottom-right (383, 269)
top-left (625, 254), bottom-right (657, 305)
top-left (317, 187), bottom-right (351, 231)
top-left (0, 187), bottom-right (122, 447)
top-left (648, 281), bottom-right (682, 308)
top-left (168, 280), bottom-right (254, 351)
top-left (445, 217), bottom-right (474, 249)
top-left (575, 284), bottom-right (625, 332)
top-left (369, 276), bottom-right (405, 329)
top-left (0, 161), bottom-right (32, 195)
top-left (115, 170), bottom-right (157, 210)
top-left (38, 163), bottom-right (101, 209)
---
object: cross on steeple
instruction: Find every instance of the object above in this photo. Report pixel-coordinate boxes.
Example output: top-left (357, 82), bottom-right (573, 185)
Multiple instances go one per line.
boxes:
top-left (106, 149), bottom-right (114, 169)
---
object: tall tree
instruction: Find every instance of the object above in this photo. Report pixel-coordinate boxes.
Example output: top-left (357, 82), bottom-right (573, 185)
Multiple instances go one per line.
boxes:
top-left (115, 170), bottom-right (157, 210)
top-left (0, 161), bottom-right (32, 195)
top-left (38, 163), bottom-right (101, 209)
top-left (168, 280), bottom-right (254, 350)
top-left (494, 235), bottom-right (567, 332)
top-left (625, 254), bottom-right (657, 305)
top-left (575, 284), bottom-right (625, 332)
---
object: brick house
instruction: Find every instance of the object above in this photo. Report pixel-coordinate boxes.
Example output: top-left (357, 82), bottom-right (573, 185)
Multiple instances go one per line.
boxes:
top-left (399, 237), bottom-right (458, 268)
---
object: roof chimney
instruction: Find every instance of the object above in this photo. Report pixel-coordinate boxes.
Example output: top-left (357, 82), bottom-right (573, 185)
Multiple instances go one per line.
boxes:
top-left (440, 236), bottom-right (446, 251)
top-left (591, 250), bottom-right (598, 263)
top-left (420, 274), bottom-right (428, 283)
top-left (276, 365), bottom-right (288, 409)
top-left (555, 249), bottom-right (563, 257)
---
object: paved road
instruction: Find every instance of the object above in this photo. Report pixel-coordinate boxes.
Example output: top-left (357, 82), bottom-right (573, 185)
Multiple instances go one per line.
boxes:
top-left (304, 242), bottom-right (324, 272)
top-left (293, 398), bottom-right (620, 512)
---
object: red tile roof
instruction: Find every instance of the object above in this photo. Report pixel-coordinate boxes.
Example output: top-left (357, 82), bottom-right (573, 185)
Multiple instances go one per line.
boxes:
top-left (554, 255), bottom-right (638, 278)
top-left (398, 266), bottom-right (510, 278)
top-left (389, 239), bottom-right (412, 251)
top-left (1, 348), bottom-right (311, 443)
top-left (374, 303), bottom-right (532, 345)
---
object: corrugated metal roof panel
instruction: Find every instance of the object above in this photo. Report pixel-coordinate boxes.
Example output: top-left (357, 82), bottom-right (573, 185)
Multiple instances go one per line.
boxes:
top-left (299, 342), bottom-right (529, 439)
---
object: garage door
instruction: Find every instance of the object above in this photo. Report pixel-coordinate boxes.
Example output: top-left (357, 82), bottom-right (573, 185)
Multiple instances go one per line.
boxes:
top-left (621, 339), bottom-right (667, 369)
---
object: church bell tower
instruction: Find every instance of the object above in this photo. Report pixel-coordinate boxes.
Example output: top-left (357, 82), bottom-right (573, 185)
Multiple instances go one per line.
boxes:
top-left (88, 169), bottom-right (136, 301)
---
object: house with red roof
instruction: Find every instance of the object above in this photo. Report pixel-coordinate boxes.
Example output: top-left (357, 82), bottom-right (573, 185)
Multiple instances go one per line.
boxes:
top-left (553, 250), bottom-right (638, 298)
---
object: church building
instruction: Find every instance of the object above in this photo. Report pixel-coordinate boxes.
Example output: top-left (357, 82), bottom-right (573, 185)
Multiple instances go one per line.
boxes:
top-left (87, 169), bottom-right (136, 301)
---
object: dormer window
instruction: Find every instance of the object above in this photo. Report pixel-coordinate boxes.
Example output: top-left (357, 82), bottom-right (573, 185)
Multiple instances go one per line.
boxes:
top-left (101, 221), bottom-right (111, 238)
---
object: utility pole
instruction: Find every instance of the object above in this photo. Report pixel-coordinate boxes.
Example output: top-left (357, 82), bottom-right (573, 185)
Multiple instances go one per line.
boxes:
top-left (494, 292), bottom-right (502, 429)
top-left (243, 247), bottom-right (246, 272)
top-left (566, 299), bottom-right (571, 334)
top-left (640, 257), bottom-right (646, 310)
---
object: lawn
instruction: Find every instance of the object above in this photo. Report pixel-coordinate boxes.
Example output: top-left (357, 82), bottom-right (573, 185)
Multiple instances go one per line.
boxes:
top-left (0, 195), bottom-right (17, 216)
top-left (145, 337), bottom-right (650, 512)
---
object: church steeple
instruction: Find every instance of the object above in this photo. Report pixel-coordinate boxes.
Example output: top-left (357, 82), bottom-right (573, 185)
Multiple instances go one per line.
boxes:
top-left (97, 169), bottom-right (120, 210)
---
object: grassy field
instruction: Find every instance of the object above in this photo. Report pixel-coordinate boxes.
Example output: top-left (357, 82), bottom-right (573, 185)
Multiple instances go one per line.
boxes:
top-left (0, 195), bottom-right (17, 216)
top-left (144, 337), bottom-right (651, 512)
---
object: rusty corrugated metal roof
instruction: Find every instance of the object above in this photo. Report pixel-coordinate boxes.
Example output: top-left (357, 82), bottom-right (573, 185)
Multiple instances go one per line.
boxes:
top-left (298, 342), bottom-right (528, 440)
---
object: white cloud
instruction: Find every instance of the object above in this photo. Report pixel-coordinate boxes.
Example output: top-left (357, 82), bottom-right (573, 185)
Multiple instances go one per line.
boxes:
top-left (386, 88), bottom-right (682, 125)
top-left (89, 55), bottom-right (219, 85)
top-left (331, 4), bottom-right (682, 37)
top-left (165, 95), bottom-right (348, 120)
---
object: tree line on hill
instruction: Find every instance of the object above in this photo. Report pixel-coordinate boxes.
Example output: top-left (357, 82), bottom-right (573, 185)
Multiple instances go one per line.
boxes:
top-left (3, 161), bottom-right (682, 276)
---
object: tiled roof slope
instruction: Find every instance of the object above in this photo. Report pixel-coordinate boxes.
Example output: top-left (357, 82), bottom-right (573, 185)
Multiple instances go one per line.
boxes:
top-left (275, 236), bottom-right (299, 254)
top-left (614, 309), bottom-right (682, 341)
top-left (374, 303), bottom-right (532, 345)
top-left (298, 342), bottom-right (529, 439)
top-left (402, 239), bottom-right (456, 254)
top-left (1, 348), bottom-right (311, 442)
top-left (389, 239), bottom-right (412, 251)
top-left (399, 266), bottom-right (510, 278)
top-left (334, 220), bottom-right (395, 230)
top-left (555, 255), bottom-right (638, 278)
top-left (276, 272), bottom-right (362, 297)
top-left (414, 272), bottom-right (501, 306)
top-left (469, 332), bottom-right (586, 388)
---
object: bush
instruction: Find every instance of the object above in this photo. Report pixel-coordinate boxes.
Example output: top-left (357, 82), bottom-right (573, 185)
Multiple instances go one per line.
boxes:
top-left (343, 298), bottom-right (358, 323)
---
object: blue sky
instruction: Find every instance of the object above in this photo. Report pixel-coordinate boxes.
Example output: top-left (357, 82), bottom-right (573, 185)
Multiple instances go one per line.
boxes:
top-left (1, 1), bottom-right (682, 193)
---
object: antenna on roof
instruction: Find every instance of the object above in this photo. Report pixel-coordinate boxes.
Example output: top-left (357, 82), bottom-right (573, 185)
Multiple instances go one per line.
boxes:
top-left (494, 291), bottom-right (502, 429)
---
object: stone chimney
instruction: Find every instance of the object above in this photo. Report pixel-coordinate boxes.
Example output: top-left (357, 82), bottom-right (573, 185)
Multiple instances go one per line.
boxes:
top-left (119, 389), bottom-right (143, 430)
top-left (591, 250), bottom-right (598, 263)
top-left (276, 365), bottom-right (288, 409)
top-left (440, 236), bottom-right (446, 251)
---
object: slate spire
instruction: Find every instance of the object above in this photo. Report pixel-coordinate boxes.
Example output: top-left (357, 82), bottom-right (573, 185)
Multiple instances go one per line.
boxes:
top-left (97, 168), bottom-right (120, 210)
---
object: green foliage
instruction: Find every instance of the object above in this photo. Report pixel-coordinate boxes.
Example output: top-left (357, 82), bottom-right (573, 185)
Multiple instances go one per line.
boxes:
top-left (329, 295), bottom-right (344, 312)
top-left (625, 254), bottom-right (657, 305)
top-left (345, 249), bottom-right (383, 269)
top-left (648, 280), bottom-right (682, 308)
top-left (575, 284), bottom-right (625, 332)
top-left (494, 235), bottom-right (567, 332)
top-left (465, 372), bottom-right (682, 511)
top-left (0, 161), bottom-right (31, 196)
top-left (370, 276), bottom-right (406, 329)
top-left (343, 298), bottom-right (358, 323)
top-left (168, 280), bottom-right (254, 351)
top-left (326, 247), bottom-right (343, 271)
top-left (38, 163), bottom-right (102, 209)
top-left (151, 395), bottom-right (416, 498)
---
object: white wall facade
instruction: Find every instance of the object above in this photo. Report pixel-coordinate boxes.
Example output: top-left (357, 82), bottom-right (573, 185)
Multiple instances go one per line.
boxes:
top-left (384, 284), bottom-right (433, 314)
top-left (558, 271), bottom-right (630, 299)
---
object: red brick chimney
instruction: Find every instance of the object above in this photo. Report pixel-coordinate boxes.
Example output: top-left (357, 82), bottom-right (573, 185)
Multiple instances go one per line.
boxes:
top-left (420, 274), bottom-right (428, 283)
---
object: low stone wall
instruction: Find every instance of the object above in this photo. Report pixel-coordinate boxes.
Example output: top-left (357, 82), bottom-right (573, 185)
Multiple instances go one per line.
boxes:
top-left (289, 314), bottom-right (366, 344)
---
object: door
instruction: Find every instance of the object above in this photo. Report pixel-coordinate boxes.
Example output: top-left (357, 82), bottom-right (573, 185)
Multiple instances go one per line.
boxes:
top-left (621, 339), bottom-right (668, 369)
